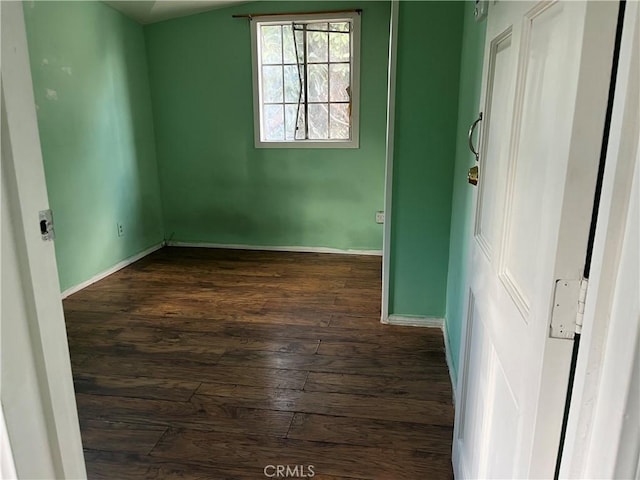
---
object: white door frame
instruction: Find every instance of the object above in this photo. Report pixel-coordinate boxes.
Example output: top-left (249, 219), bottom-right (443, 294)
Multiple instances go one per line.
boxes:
top-left (1, 2), bottom-right (86, 478)
top-left (381, 0), bottom-right (399, 323)
top-left (0, 405), bottom-right (17, 479)
top-left (559, 1), bottom-right (640, 477)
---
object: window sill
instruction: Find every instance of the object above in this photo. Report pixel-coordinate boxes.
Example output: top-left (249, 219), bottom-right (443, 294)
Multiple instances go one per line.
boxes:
top-left (254, 139), bottom-right (360, 149)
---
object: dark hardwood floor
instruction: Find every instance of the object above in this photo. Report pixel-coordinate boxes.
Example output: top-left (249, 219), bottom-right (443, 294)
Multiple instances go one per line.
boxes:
top-left (64, 247), bottom-right (454, 479)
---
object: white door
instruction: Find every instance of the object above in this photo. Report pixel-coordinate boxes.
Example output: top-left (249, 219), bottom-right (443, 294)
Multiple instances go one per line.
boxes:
top-left (1, 2), bottom-right (86, 478)
top-left (453, 1), bottom-right (619, 478)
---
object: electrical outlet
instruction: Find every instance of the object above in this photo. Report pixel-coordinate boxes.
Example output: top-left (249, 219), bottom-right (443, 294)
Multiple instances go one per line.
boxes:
top-left (117, 223), bottom-right (124, 237)
top-left (375, 211), bottom-right (385, 224)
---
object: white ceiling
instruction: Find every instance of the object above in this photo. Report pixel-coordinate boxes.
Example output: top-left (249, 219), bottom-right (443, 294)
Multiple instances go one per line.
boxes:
top-left (104, 1), bottom-right (248, 25)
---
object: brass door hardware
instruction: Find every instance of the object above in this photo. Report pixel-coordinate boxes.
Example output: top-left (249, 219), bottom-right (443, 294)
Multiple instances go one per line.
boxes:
top-left (468, 166), bottom-right (479, 186)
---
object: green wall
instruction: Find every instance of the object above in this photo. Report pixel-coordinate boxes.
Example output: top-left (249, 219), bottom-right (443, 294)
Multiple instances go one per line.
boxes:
top-left (389, 1), bottom-right (464, 317)
top-left (144, 1), bottom-right (389, 250)
top-left (23, 0), bottom-right (474, 325)
top-left (24, 1), bottom-right (164, 292)
top-left (445, 1), bottom-right (487, 381)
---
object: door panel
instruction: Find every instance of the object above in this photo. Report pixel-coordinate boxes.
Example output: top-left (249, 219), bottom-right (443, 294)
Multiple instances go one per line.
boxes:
top-left (460, 296), bottom-right (521, 479)
top-left (484, 354), bottom-right (518, 478)
top-left (458, 294), bottom-right (492, 477)
top-left (475, 32), bottom-right (514, 261)
top-left (501, 2), bottom-right (583, 319)
top-left (453, 1), bottom-right (618, 478)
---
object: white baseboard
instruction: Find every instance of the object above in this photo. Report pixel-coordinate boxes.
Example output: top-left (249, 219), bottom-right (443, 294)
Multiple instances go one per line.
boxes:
top-left (382, 314), bottom-right (444, 328)
top-left (443, 319), bottom-right (457, 406)
top-left (166, 241), bottom-right (383, 256)
top-left (61, 242), bottom-right (164, 299)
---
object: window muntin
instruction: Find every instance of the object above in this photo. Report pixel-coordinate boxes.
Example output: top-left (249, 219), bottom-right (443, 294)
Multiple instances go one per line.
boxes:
top-left (251, 13), bottom-right (360, 148)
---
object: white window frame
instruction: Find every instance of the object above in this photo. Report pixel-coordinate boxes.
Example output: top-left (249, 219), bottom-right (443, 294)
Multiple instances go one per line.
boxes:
top-left (250, 12), bottom-right (361, 149)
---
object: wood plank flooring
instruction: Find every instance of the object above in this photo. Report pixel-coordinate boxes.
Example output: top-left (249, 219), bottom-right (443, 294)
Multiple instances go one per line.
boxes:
top-left (64, 247), bottom-right (454, 479)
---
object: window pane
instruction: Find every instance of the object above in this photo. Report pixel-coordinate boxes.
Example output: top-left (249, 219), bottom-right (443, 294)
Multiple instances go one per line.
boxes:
top-left (256, 19), bottom-right (355, 145)
top-left (263, 104), bottom-right (284, 141)
top-left (308, 104), bottom-right (328, 140)
top-left (262, 65), bottom-right (283, 103)
top-left (330, 22), bottom-right (350, 32)
top-left (284, 65), bottom-right (302, 103)
top-left (307, 64), bottom-right (328, 103)
top-left (329, 64), bottom-right (350, 102)
top-left (329, 31), bottom-right (350, 62)
top-left (295, 29), bottom-right (305, 63)
top-left (282, 25), bottom-right (299, 64)
top-left (285, 104), bottom-right (304, 141)
top-left (261, 25), bottom-right (282, 64)
top-left (307, 23), bottom-right (328, 63)
top-left (330, 103), bottom-right (350, 139)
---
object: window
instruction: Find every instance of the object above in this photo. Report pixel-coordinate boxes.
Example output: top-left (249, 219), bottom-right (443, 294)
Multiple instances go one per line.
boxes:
top-left (250, 12), bottom-right (360, 148)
